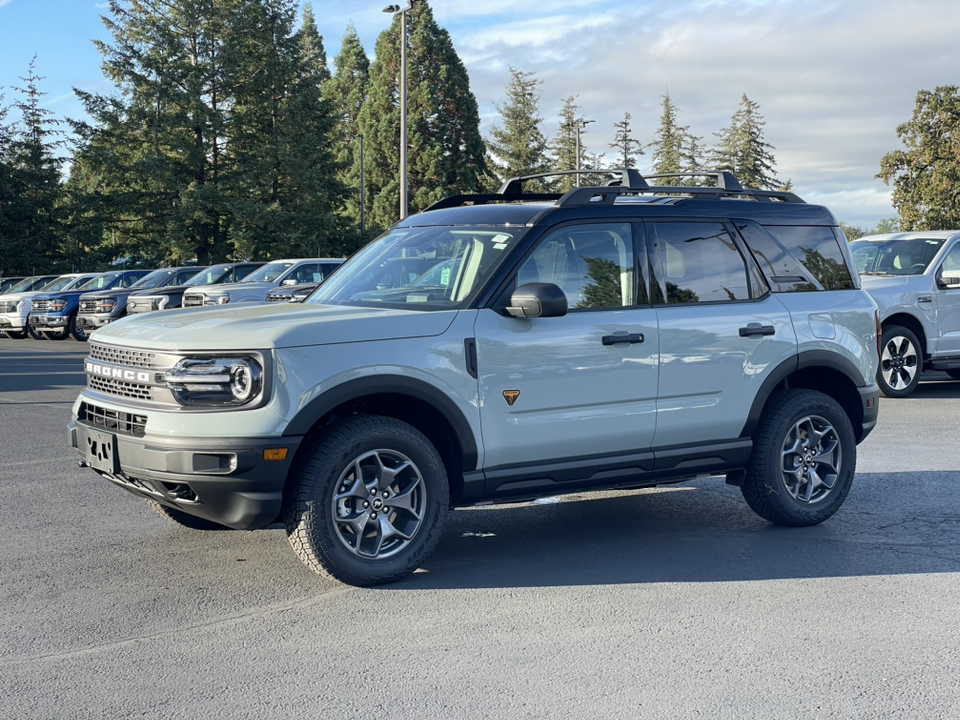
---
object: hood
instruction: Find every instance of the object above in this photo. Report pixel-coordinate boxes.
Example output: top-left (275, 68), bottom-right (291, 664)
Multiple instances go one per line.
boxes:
top-left (82, 288), bottom-right (140, 300)
top-left (859, 274), bottom-right (933, 313)
top-left (90, 302), bottom-right (460, 351)
top-left (130, 285), bottom-right (190, 297)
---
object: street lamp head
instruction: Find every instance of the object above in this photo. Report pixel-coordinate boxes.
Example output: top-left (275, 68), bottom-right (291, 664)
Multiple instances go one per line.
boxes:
top-left (383, 4), bottom-right (400, 12)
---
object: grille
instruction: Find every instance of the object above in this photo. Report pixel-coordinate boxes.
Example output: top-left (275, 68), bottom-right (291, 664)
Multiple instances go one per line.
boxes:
top-left (89, 376), bottom-right (153, 400)
top-left (183, 294), bottom-right (203, 307)
top-left (79, 299), bottom-right (99, 313)
top-left (266, 294), bottom-right (290, 303)
top-left (32, 299), bottom-right (51, 312)
top-left (0, 301), bottom-right (16, 313)
top-left (89, 343), bottom-right (157, 369)
top-left (79, 401), bottom-right (147, 437)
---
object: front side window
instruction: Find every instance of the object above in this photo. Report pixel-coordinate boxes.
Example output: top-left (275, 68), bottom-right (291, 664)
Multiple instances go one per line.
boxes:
top-left (652, 222), bottom-right (750, 304)
top-left (131, 269), bottom-right (177, 289)
top-left (308, 225), bottom-right (528, 310)
top-left (515, 223), bottom-right (636, 308)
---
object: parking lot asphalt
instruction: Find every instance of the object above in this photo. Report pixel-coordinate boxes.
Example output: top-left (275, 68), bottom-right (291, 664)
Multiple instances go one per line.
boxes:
top-left (1, 339), bottom-right (959, 719)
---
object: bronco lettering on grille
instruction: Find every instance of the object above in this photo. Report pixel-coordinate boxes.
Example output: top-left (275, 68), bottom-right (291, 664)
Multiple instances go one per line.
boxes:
top-left (85, 362), bottom-right (152, 384)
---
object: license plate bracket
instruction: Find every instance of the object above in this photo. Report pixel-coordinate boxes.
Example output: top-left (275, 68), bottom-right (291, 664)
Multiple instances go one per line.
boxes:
top-left (84, 428), bottom-right (119, 474)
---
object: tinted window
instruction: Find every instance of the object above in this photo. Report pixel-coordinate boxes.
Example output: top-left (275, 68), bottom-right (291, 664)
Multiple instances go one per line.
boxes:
top-left (284, 263), bottom-right (323, 285)
top-left (765, 226), bottom-right (854, 290)
top-left (652, 222), bottom-right (749, 304)
top-left (736, 222), bottom-right (819, 292)
top-left (516, 223), bottom-right (637, 308)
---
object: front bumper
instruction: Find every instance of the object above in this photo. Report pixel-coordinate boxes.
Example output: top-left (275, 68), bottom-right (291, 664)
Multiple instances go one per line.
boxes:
top-left (0, 313), bottom-right (27, 331)
top-left (77, 314), bottom-right (116, 329)
top-left (29, 313), bottom-right (69, 329)
top-left (69, 419), bottom-right (302, 529)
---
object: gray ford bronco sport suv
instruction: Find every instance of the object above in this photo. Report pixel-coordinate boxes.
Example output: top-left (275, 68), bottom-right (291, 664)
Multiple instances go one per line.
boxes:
top-left (68, 169), bottom-right (880, 586)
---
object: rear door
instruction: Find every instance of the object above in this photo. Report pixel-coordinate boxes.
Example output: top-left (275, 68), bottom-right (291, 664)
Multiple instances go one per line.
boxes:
top-left (646, 220), bottom-right (797, 447)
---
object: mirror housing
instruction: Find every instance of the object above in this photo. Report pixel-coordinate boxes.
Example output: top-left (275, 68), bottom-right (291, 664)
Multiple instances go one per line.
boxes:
top-left (506, 283), bottom-right (568, 318)
top-left (937, 270), bottom-right (960, 289)
top-left (281, 278), bottom-right (298, 286)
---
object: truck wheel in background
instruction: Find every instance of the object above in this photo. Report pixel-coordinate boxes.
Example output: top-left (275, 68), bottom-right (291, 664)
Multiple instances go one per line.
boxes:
top-left (877, 325), bottom-right (921, 397)
top-left (70, 314), bottom-right (90, 342)
top-left (285, 415), bottom-right (449, 587)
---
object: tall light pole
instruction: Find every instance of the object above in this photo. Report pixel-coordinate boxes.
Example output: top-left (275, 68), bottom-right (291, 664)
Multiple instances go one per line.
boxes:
top-left (565, 118), bottom-right (594, 186)
top-left (383, 1), bottom-right (413, 220)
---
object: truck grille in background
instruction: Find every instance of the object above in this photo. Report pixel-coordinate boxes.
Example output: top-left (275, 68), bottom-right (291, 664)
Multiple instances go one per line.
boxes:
top-left (32, 299), bottom-right (51, 312)
top-left (89, 343), bottom-right (157, 369)
top-left (78, 401), bottom-right (147, 437)
top-left (182, 294), bottom-right (203, 307)
top-left (79, 299), bottom-right (99, 313)
top-left (266, 293), bottom-right (290, 303)
top-left (0, 301), bottom-right (16, 313)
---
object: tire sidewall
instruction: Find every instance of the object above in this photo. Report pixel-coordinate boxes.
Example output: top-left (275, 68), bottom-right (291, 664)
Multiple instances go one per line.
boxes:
top-left (289, 417), bottom-right (448, 585)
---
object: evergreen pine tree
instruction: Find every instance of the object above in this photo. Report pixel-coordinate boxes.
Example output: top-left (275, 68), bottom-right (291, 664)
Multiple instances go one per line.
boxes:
top-left (359, 0), bottom-right (488, 231)
top-left (709, 94), bottom-right (780, 190)
top-left (486, 67), bottom-right (552, 191)
top-left (326, 24), bottom-right (371, 235)
top-left (648, 93), bottom-right (702, 183)
top-left (6, 59), bottom-right (66, 273)
top-left (608, 112), bottom-right (643, 169)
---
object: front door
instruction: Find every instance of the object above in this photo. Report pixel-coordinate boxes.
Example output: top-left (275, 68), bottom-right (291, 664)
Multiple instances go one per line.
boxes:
top-left (475, 221), bottom-right (659, 473)
top-left (935, 242), bottom-right (960, 356)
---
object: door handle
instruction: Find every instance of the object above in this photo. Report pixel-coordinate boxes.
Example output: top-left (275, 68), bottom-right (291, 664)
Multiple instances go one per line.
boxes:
top-left (602, 333), bottom-right (645, 345)
top-left (739, 324), bottom-right (776, 337)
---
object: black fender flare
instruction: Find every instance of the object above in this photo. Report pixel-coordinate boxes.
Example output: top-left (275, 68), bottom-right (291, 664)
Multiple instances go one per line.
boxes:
top-left (739, 350), bottom-right (867, 439)
top-left (281, 375), bottom-right (479, 472)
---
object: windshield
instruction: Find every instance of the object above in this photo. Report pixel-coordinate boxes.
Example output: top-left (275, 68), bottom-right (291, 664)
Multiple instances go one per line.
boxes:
top-left (131, 269), bottom-right (177, 289)
top-left (39, 276), bottom-right (87, 293)
top-left (185, 264), bottom-right (230, 286)
top-left (79, 272), bottom-right (124, 291)
top-left (851, 238), bottom-right (945, 275)
top-left (307, 225), bottom-right (528, 310)
top-left (241, 262), bottom-right (295, 283)
top-left (7, 277), bottom-right (40, 293)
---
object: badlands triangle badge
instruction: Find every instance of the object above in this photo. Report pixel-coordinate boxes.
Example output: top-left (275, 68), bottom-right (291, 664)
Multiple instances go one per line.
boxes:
top-left (502, 389), bottom-right (520, 407)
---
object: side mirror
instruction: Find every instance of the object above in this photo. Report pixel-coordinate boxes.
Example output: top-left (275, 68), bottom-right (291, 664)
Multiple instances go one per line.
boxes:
top-left (282, 278), bottom-right (298, 286)
top-left (937, 270), bottom-right (960, 289)
top-left (506, 283), bottom-right (568, 318)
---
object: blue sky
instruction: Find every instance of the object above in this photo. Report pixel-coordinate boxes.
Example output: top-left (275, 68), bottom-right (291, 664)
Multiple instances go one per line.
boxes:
top-left (2, 0), bottom-right (960, 229)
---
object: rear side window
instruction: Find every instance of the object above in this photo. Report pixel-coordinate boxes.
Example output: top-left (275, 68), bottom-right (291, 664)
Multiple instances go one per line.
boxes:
top-left (737, 223), bottom-right (854, 291)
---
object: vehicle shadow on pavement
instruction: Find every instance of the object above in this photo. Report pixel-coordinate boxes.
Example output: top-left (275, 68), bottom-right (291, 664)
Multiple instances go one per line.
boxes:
top-left (910, 380), bottom-right (960, 399)
top-left (394, 472), bottom-right (960, 590)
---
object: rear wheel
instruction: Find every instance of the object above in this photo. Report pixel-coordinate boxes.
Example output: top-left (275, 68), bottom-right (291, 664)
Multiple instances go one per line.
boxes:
top-left (742, 389), bottom-right (856, 526)
top-left (285, 415), bottom-right (448, 586)
top-left (877, 325), bottom-right (922, 397)
top-left (146, 499), bottom-right (230, 530)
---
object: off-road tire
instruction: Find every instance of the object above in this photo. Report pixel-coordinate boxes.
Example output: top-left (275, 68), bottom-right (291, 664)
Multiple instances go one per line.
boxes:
top-left (284, 415), bottom-right (449, 587)
top-left (146, 498), bottom-right (230, 530)
top-left (741, 389), bottom-right (856, 526)
top-left (877, 324), bottom-right (921, 397)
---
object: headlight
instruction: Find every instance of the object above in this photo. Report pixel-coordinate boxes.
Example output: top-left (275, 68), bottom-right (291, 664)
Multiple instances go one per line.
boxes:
top-left (165, 356), bottom-right (264, 406)
top-left (291, 292), bottom-right (310, 302)
top-left (96, 298), bottom-right (118, 312)
top-left (214, 294), bottom-right (230, 305)
top-left (49, 298), bottom-right (67, 312)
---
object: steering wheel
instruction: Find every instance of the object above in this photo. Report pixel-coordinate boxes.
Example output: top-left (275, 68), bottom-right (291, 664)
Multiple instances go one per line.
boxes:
top-left (911, 263), bottom-right (926, 272)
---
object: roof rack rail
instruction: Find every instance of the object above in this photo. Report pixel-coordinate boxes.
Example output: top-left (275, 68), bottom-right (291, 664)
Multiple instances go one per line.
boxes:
top-left (424, 168), bottom-right (804, 212)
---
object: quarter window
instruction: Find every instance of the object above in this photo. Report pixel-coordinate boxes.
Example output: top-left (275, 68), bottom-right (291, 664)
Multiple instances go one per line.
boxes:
top-left (652, 222), bottom-right (750, 304)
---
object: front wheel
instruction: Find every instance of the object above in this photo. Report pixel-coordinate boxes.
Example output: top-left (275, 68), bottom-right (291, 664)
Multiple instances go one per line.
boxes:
top-left (284, 415), bottom-right (449, 586)
top-left (27, 325), bottom-right (45, 340)
top-left (741, 389), bottom-right (856, 526)
top-left (69, 314), bottom-right (90, 342)
top-left (877, 325), bottom-right (922, 397)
